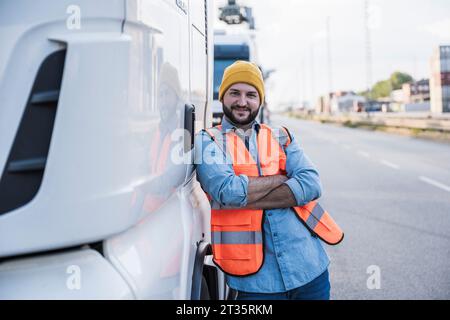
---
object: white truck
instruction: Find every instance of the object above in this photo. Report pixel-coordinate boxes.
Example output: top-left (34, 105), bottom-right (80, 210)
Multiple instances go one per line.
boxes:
top-left (0, 0), bottom-right (226, 299)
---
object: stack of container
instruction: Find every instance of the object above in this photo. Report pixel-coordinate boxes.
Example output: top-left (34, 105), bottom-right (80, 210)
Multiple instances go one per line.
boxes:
top-left (430, 45), bottom-right (450, 113)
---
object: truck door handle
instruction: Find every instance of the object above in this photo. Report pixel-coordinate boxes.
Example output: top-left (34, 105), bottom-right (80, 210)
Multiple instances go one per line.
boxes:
top-left (184, 104), bottom-right (195, 153)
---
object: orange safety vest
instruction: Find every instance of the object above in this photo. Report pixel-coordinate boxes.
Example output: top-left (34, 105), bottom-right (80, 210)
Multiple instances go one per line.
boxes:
top-left (203, 123), bottom-right (344, 276)
top-left (143, 127), bottom-right (172, 212)
top-left (130, 127), bottom-right (173, 214)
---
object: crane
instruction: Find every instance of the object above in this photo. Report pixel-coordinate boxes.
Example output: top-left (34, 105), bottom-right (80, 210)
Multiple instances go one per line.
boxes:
top-left (219, 0), bottom-right (255, 29)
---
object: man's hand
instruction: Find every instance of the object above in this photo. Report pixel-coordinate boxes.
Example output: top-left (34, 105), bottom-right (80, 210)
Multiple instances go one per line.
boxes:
top-left (247, 175), bottom-right (289, 203)
top-left (245, 183), bottom-right (297, 210)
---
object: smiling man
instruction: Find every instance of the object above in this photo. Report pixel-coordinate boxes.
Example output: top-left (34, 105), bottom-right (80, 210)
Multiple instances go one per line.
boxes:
top-left (222, 82), bottom-right (260, 126)
top-left (194, 60), bottom-right (343, 300)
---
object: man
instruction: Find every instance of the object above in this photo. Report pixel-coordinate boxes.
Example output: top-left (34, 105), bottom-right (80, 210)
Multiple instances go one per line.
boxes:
top-left (195, 61), bottom-right (342, 300)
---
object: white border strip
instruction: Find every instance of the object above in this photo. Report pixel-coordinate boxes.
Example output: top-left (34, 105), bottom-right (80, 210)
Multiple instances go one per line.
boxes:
top-left (419, 176), bottom-right (450, 193)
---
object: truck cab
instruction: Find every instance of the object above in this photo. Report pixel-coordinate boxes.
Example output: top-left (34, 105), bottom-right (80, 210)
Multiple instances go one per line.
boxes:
top-left (0, 0), bottom-right (225, 300)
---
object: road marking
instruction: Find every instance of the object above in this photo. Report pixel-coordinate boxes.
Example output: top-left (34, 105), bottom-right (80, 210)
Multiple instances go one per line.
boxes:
top-left (380, 160), bottom-right (400, 170)
top-left (419, 176), bottom-right (450, 193)
top-left (357, 151), bottom-right (370, 158)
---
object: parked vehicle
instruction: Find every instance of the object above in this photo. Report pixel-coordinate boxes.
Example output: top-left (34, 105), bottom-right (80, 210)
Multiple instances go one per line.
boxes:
top-left (0, 0), bottom-right (225, 300)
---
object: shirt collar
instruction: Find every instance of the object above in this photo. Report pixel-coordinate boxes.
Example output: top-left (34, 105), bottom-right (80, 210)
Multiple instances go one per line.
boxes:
top-left (221, 115), bottom-right (260, 133)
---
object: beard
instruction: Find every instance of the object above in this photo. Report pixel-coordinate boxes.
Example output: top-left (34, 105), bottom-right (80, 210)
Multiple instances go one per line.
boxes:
top-left (222, 103), bottom-right (260, 125)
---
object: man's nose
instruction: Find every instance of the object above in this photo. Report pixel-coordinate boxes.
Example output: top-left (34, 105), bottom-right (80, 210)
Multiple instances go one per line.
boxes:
top-left (236, 94), bottom-right (247, 106)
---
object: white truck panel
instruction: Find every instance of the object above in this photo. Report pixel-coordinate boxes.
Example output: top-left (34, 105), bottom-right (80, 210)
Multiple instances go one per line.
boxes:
top-left (0, 249), bottom-right (133, 300)
top-left (0, 0), bottom-right (218, 300)
top-left (0, 33), bottom-right (136, 257)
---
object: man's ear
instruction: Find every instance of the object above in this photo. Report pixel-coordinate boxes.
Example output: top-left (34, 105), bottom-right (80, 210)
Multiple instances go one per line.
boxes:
top-left (256, 91), bottom-right (262, 106)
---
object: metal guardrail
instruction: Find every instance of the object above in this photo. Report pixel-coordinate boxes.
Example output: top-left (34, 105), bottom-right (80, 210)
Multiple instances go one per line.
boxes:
top-left (300, 112), bottom-right (450, 132)
top-left (363, 111), bottom-right (450, 120)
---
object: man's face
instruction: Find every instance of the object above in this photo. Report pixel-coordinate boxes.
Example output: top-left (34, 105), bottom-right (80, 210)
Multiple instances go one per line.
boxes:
top-left (222, 83), bottom-right (261, 125)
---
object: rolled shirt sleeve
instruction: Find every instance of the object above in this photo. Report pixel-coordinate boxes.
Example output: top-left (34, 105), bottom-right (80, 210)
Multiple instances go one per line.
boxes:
top-left (194, 131), bottom-right (249, 208)
top-left (282, 134), bottom-right (322, 206)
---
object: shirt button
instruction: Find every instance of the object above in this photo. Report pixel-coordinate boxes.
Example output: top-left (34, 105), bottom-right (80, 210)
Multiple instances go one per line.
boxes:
top-left (277, 252), bottom-right (282, 258)
top-left (273, 232), bottom-right (278, 237)
top-left (268, 213), bottom-right (272, 217)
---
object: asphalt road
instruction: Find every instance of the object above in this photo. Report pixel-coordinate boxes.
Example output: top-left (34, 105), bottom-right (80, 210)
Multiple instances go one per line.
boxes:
top-left (271, 114), bottom-right (450, 300)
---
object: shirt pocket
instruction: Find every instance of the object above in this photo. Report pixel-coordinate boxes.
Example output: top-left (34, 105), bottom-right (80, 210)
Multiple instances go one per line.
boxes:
top-left (211, 212), bottom-right (252, 230)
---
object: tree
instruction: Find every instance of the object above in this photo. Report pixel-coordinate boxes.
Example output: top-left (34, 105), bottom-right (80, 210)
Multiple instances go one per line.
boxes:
top-left (371, 80), bottom-right (392, 99)
top-left (390, 71), bottom-right (413, 90)
top-left (364, 71), bottom-right (414, 100)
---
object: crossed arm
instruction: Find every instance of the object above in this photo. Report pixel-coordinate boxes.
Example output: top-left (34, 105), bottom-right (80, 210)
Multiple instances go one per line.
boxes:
top-left (195, 130), bottom-right (321, 211)
top-left (244, 175), bottom-right (298, 209)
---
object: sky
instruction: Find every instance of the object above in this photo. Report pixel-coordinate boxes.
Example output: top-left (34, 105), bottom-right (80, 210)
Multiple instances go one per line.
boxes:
top-left (214, 0), bottom-right (450, 109)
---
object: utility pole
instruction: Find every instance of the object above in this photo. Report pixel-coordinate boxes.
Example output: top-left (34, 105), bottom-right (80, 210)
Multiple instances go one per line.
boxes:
top-left (310, 43), bottom-right (316, 111)
top-left (326, 16), bottom-right (333, 114)
top-left (297, 65), bottom-right (302, 108)
top-left (302, 57), bottom-right (307, 108)
top-left (413, 54), bottom-right (418, 79)
top-left (364, 0), bottom-right (373, 102)
top-left (326, 16), bottom-right (333, 97)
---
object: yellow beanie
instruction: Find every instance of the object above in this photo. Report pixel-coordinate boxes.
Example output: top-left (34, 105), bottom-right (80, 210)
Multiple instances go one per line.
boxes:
top-left (219, 60), bottom-right (265, 105)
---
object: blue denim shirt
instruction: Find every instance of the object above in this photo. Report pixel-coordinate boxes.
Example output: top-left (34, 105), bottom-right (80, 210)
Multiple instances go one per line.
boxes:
top-left (194, 117), bottom-right (330, 293)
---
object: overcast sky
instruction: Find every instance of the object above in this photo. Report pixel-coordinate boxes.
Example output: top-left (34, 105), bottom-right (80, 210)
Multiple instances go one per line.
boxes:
top-left (214, 0), bottom-right (450, 109)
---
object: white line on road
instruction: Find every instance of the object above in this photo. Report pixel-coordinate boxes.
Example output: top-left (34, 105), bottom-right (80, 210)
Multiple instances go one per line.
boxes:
top-left (380, 160), bottom-right (400, 170)
top-left (357, 151), bottom-right (370, 158)
top-left (419, 176), bottom-right (450, 193)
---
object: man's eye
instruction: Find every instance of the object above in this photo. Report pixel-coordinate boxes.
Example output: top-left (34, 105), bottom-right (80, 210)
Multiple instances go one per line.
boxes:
top-left (247, 94), bottom-right (256, 98)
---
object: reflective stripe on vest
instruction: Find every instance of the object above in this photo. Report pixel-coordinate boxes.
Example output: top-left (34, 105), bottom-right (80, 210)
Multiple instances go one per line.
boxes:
top-left (203, 124), bottom-right (344, 276)
top-left (212, 231), bottom-right (263, 245)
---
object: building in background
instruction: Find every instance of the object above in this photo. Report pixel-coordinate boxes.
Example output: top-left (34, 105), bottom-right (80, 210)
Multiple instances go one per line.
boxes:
top-left (430, 45), bottom-right (450, 113)
top-left (403, 79), bottom-right (430, 104)
top-left (388, 89), bottom-right (403, 112)
top-left (327, 91), bottom-right (366, 113)
top-left (316, 93), bottom-right (330, 114)
top-left (316, 94), bottom-right (332, 114)
top-left (399, 79), bottom-right (431, 112)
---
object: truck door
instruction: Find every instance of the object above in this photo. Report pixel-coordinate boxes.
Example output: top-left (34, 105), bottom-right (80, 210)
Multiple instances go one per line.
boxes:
top-left (189, 0), bottom-right (210, 134)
